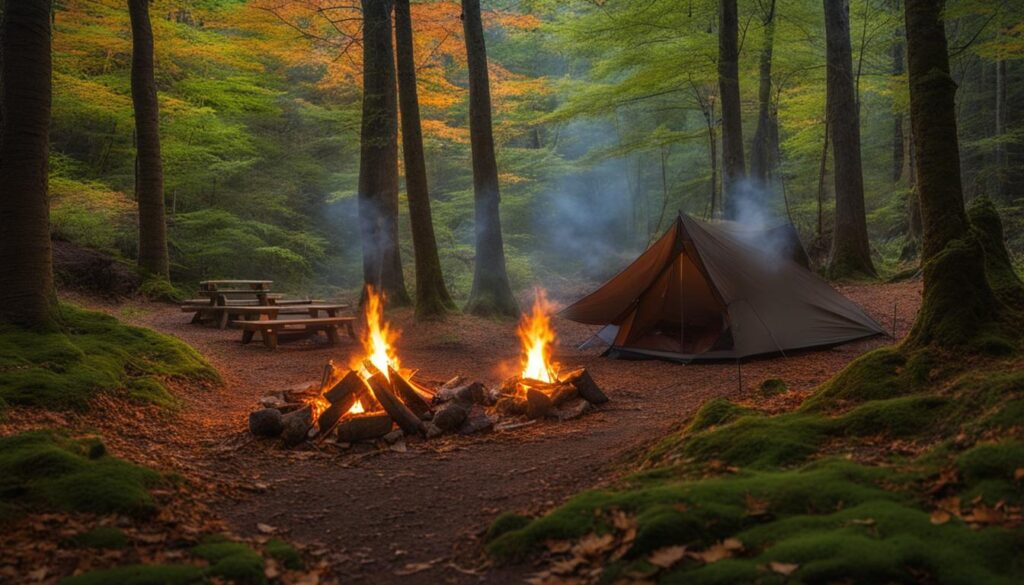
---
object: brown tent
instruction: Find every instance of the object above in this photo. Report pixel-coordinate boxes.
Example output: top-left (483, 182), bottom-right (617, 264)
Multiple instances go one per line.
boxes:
top-left (560, 214), bottom-right (884, 361)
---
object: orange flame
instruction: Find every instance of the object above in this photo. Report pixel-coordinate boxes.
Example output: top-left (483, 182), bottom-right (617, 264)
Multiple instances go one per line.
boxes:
top-left (518, 289), bottom-right (558, 384)
top-left (353, 286), bottom-right (400, 380)
top-left (349, 398), bottom-right (365, 415)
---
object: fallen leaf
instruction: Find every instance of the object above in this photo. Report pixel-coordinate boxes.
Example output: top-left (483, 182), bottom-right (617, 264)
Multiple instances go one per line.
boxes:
top-left (768, 561), bottom-right (799, 575)
top-left (256, 523), bottom-right (277, 534)
top-left (648, 545), bottom-right (687, 568)
top-left (690, 539), bottom-right (742, 564)
top-left (1014, 468), bottom-right (1024, 482)
top-left (849, 518), bottom-right (876, 526)
top-left (573, 533), bottom-right (616, 557)
top-left (930, 510), bottom-right (951, 525)
top-left (965, 504), bottom-right (1004, 525)
top-left (545, 539), bottom-right (572, 554)
top-left (744, 494), bottom-right (771, 518)
top-left (550, 557), bottom-right (585, 575)
top-left (134, 533), bottom-right (167, 544)
top-left (395, 559), bottom-right (439, 575)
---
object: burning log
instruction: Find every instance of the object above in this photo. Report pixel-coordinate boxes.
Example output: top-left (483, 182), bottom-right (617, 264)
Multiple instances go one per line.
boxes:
top-left (525, 388), bottom-right (553, 419)
top-left (496, 394), bottom-right (527, 416)
top-left (550, 383), bottom-right (578, 406)
top-left (335, 413), bottom-right (394, 443)
top-left (249, 408), bottom-right (283, 437)
top-left (434, 380), bottom-right (487, 405)
top-left (433, 400), bottom-right (470, 432)
top-left (365, 370), bottom-right (426, 437)
top-left (562, 368), bottom-right (608, 404)
top-left (389, 365), bottom-right (433, 417)
top-left (458, 405), bottom-right (495, 435)
top-left (281, 405), bottom-right (314, 446)
top-left (324, 370), bottom-right (366, 404)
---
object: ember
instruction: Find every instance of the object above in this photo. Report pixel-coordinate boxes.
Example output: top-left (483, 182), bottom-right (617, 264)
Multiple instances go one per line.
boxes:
top-left (248, 287), bottom-right (608, 449)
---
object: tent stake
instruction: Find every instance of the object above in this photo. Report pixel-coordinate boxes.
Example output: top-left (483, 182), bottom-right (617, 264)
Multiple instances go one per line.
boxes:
top-left (891, 302), bottom-right (898, 340)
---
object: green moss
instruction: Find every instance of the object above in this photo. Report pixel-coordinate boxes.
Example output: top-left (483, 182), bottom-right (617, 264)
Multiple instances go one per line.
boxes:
top-left (265, 538), bottom-right (303, 570)
top-left (65, 526), bottom-right (128, 549)
top-left (759, 378), bottom-right (788, 396)
top-left (957, 441), bottom-right (1024, 486)
top-left (968, 196), bottom-right (1024, 307)
top-left (59, 565), bottom-right (205, 585)
top-left (0, 304), bottom-right (218, 412)
top-left (836, 395), bottom-right (951, 438)
top-left (687, 399), bottom-right (751, 432)
top-left (804, 348), bottom-right (908, 409)
top-left (192, 538), bottom-right (265, 585)
top-left (682, 413), bottom-right (829, 469)
top-left (485, 512), bottom-right (532, 543)
top-left (0, 430), bottom-right (160, 522)
top-left (138, 277), bottom-right (186, 303)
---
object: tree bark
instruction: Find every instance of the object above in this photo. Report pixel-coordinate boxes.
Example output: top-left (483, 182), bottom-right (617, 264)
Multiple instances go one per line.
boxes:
top-left (0, 0), bottom-right (57, 328)
top-left (903, 0), bottom-right (1017, 349)
top-left (749, 0), bottom-right (777, 191)
top-left (129, 0), bottom-right (170, 279)
top-left (461, 0), bottom-right (518, 317)
top-left (394, 0), bottom-right (455, 319)
top-left (824, 0), bottom-right (875, 278)
top-left (358, 0), bottom-right (410, 305)
top-left (891, 1), bottom-right (905, 183)
top-left (719, 0), bottom-right (746, 219)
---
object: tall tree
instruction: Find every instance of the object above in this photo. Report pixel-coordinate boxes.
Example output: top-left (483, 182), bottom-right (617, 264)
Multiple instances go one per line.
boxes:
top-left (719, 0), bottom-right (746, 219)
top-left (461, 0), bottom-right (518, 317)
top-left (358, 0), bottom-right (410, 305)
top-left (749, 0), bottom-right (778, 190)
top-left (903, 0), bottom-right (1021, 348)
top-left (0, 0), bottom-right (57, 328)
top-left (891, 0), bottom-right (905, 183)
top-left (824, 0), bottom-right (875, 278)
top-left (394, 0), bottom-right (455, 319)
top-left (129, 0), bottom-right (170, 279)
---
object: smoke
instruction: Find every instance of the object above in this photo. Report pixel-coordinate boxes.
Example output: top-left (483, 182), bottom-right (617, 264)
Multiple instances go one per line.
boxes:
top-left (728, 178), bottom-right (803, 270)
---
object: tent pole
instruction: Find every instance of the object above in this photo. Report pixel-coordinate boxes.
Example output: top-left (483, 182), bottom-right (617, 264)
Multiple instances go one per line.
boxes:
top-left (679, 254), bottom-right (685, 353)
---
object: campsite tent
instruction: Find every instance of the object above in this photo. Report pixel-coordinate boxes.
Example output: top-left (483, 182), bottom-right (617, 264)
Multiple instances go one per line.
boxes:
top-left (560, 214), bottom-right (885, 361)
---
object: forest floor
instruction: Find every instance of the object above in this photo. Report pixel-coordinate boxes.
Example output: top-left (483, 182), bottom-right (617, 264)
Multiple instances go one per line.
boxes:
top-left (2, 282), bottom-right (921, 584)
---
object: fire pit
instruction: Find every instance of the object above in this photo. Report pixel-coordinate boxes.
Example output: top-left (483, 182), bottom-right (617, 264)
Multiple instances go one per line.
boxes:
top-left (248, 288), bottom-right (608, 449)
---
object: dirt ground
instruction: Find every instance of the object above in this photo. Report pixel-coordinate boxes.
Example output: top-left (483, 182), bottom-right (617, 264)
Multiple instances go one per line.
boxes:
top-left (24, 282), bottom-right (921, 584)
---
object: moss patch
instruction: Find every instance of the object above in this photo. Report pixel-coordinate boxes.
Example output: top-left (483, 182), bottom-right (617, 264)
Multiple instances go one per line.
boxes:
top-left (192, 536), bottom-right (265, 584)
top-left (60, 564), bottom-right (205, 585)
top-left (65, 526), bottom-right (129, 549)
top-left (0, 303), bottom-right (218, 412)
top-left (265, 538), bottom-right (303, 570)
top-left (758, 378), bottom-right (787, 396)
top-left (0, 430), bottom-right (161, 523)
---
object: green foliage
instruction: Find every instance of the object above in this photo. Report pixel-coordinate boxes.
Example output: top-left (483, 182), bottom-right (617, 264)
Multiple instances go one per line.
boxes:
top-left (0, 303), bottom-right (218, 412)
top-left (192, 537), bottom-right (265, 585)
top-left (486, 512), bottom-right (533, 543)
top-left (758, 378), bottom-right (788, 396)
top-left (0, 430), bottom-right (161, 523)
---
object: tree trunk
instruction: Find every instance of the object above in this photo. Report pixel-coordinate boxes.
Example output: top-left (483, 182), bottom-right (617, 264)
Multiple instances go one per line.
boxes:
top-left (0, 0), bottom-right (57, 328)
top-left (461, 0), bottom-right (518, 318)
top-left (358, 0), bottom-right (410, 305)
top-left (903, 0), bottom-right (1017, 349)
top-left (816, 119), bottom-right (830, 238)
top-left (129, 0), bottom-right (169, 279)
top-left (891, 1), bottom-right (905, 183)
top-left (719, 0), bottom-right (746, 219)
top-left (824, 0), bottom-right (875, 279)
top-left (394, 0), bottom-right (454, 319)
top-left (994, 57), bottom-right (1006, 200)
top-left (749, 0), bottom-right (777, 191)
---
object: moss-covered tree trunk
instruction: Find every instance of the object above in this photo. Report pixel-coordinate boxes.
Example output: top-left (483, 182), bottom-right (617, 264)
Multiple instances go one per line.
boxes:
top-left (824, 0), bottom-right (875, 279)
top-left (358, 0), bottom-right (410, 305)
top-left (903, 0), bottom-right (1021, 350)
top-left (461, 0), bottom-right (518, 318)
top-left (718, 0), bottom-right (746, 219)
top-left (129, 0), bottom-right (169, 280)
top-left (0, 0), bottom-right (58, 328)
top-left (394, 0), bottom-right (455, 319)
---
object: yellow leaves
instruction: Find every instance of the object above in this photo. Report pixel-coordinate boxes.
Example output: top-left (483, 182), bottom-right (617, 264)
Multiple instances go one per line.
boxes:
top-left (930, 510), bottom-right (952, 525)
top-left (768, 561), bottom-right (799, 575)
top-left (689, 538), bottom-right (743, 564)
top-left (647, 545), bottom-right (687, 568)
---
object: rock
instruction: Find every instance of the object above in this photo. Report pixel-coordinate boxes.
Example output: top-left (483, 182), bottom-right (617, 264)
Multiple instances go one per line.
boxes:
top-left (249, 408), bottom-right (284, 437)
top-left (495, 394), bottom-right (527, 416)
top-left (433, 400), bottom-right (470, 432)
top-left (556, 399), bottom-right (593, 421)
top-left (259, 395), bottom-right (285, 409)
top-left (335, 414), bottom-right (393, 443)
top-left (454, 382), bottom-right (487, 405)
top-left (525, 388), bottom-right (553, 419)
top-left (280, 405), bottom-right (313, 446)
top-left (458, 405), bottom-right (495, 435)
top-left (425, 422), bottom-right (444, 439)
top-left (383, 429), bottom-right (405, 444)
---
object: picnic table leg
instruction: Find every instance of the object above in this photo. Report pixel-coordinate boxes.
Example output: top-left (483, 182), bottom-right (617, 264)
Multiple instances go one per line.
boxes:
top-left (345, 321), bottom-right (356, 339)
top-left (326, 325), bottom-right (340, 345)
top-left (242, 328), bottom-right (255, 344)
top-left (218, 309), bottom-right (230, 330)
top-left (264, 329), bottom-right (278, 350)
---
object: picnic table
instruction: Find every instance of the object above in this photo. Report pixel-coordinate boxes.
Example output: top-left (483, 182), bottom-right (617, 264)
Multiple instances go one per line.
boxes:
top-left (197, 279), bottom-right (274, 307)
top-left (230, 303), bottom-right (355, 349)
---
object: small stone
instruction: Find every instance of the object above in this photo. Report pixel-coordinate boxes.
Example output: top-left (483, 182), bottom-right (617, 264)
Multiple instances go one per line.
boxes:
top-left (433, 400), bottom-right (470, 431)
top-left (556, 399), bottom-right (593, 421)
top-left (249, 408), bottom-right (284, 437)
top-left (458, 405), bottom-right (495, 435)
top-left (259, 395), bottom-right (285, 409)
top-left (454, 382), bottom-right (487, 404)
top-left (425, 422), bottom-right (444, 439)
top-left (280, 405), bottom-right (313, 446)
top-left (383, 429), bottom-right (405, 444)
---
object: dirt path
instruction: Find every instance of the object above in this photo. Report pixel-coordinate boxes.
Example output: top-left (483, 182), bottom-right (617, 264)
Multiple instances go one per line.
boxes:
top-left (69, 282), bottom-right (921, 584)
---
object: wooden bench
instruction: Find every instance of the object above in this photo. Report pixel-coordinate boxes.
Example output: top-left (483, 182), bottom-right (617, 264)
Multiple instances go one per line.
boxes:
top-left (232, 317), bottom-right (357, 349)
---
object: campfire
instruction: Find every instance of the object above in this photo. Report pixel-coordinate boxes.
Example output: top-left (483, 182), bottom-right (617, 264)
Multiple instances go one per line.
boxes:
top-left (248, 288), bottom-right (607, 448)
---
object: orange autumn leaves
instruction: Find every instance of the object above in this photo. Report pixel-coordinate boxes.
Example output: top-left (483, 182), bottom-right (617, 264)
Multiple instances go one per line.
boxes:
top-left (240, 0), bottom-right (545, 143)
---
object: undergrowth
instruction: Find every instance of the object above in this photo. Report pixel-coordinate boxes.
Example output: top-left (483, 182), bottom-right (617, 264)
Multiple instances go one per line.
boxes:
top-left (0, 303), bottom-right (218, 412)
top-left (488, 351), bottom-right (1024, 583)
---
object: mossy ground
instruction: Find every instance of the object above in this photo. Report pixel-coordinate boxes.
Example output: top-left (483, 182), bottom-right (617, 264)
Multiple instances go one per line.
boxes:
top-left (0, 430), bottom-right (162, 523)
top-left (488, 351), bottom-right (1024, 583)
top-left (0, 303), bottom-right (218, 412)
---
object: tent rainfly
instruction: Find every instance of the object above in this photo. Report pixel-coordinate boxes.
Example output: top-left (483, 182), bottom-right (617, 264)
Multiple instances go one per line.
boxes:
top-left (560, 213), bottom-right (885, 361)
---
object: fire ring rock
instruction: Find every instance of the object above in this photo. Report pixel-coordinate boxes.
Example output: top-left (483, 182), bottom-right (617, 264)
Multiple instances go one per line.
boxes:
top-left (433, 400), bottom-right (470, 432)
top-left (249, 408), bottom-right (284, 437)
top-left (280, 405), bottom-right (314, 446)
